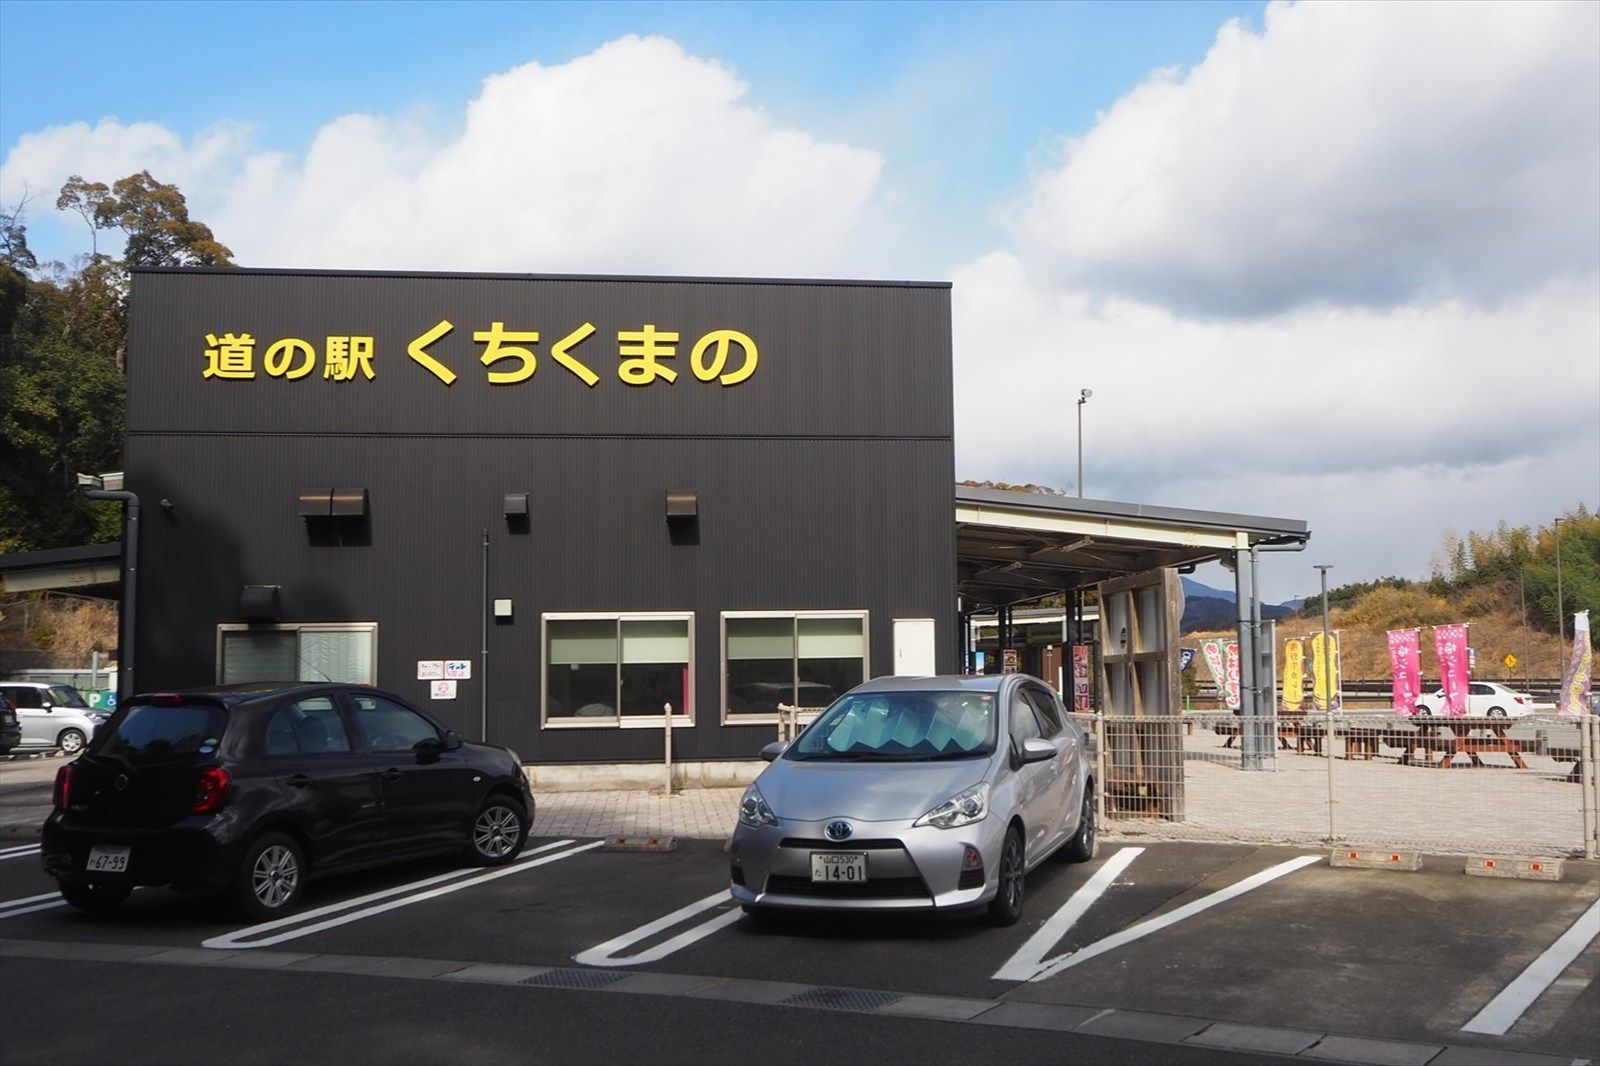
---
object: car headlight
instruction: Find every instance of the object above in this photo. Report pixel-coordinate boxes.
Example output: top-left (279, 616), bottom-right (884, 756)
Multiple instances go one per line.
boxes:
top-left (738, 783), bottom-right (777, 828)
top-left (914, 783), bottom-right (989, 829)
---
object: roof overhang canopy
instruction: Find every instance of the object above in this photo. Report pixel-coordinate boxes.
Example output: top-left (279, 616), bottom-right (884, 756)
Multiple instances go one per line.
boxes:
top-left (956, 486), bottom-right (1309, 608)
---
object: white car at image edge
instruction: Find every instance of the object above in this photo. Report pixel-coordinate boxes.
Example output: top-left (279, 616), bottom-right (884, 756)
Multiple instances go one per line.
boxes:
top-left (1414, 681), bottom-right (1538, 718)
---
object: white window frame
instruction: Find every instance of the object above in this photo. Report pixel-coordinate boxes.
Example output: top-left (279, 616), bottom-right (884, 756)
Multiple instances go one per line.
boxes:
top-left (215, 622), bottom-right (379, 685)
top-left (720, 610), bottom-right (870, 726)
top-left (540, 611), bottom-right (695, 730)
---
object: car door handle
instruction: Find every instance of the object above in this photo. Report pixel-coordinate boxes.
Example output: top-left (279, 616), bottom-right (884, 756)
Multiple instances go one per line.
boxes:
top-left (285, 775), bottom-right (312, 789)
top-left (380, 768), bottom-right (404, 782)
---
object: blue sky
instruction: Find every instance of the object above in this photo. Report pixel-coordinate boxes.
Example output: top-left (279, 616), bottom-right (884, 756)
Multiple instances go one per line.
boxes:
top-left (1, 0), bottom-right (1261, 268)
top-left (2, 1), bottom-right (1595, 601)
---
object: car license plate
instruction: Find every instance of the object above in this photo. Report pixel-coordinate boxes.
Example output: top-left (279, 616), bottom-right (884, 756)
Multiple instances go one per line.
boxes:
top-left (85, 846), bottom-right (130, 874)
top-left (810, 852), bottom-right (867, 883)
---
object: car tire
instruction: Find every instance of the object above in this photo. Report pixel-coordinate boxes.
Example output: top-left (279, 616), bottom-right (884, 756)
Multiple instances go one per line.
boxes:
top-left (58, 879), bottom-right (131, 915)
top-left (1063, 785), bottom-right (1097, 863)
top-left (988, 827), bottom-right (1026, 927)
top-left (57, 728), bottom-right (86, 755)
top-left (1487, 707), bottom-right (1506, 718)
top-left (467, 795), bottom-right (527, 866)
top-left (1414, 706), bottom-right (1431, 717)
top-left (235, 832), bottom-right (305, 921)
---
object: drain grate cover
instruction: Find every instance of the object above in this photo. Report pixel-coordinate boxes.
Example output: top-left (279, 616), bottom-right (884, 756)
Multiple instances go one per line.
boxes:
top-left (521, 968), bottom-right (628, 990)
top-left (780, 987), bottom-right (903, 1012)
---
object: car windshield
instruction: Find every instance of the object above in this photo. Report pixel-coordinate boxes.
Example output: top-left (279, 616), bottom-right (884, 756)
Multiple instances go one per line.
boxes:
top-left (47, 685), bottom-right (88, 708)
top-left (788, 690), bottom-right (996, 761)
top-left (93, 703), bottom-right (228, 761)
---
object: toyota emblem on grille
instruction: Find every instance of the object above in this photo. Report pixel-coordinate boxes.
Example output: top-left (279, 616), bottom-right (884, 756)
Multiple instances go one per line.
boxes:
top-left (113, 774), bottom-right (129, 791)
top-left (825, 820), bottom-right (853, 841)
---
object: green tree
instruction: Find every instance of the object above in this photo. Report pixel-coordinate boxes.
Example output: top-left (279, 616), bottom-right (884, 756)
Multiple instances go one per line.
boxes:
top-left (0, 172), bottom-right (233, 553)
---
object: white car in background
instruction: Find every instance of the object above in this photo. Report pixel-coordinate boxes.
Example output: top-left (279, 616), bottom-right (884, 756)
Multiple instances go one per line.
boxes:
top-left (1414, 681), bottom-right (1536, 718)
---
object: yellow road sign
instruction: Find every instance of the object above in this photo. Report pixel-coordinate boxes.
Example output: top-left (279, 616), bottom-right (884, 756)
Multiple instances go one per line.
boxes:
top-left (1503, 653), bottom-right (1518, 670)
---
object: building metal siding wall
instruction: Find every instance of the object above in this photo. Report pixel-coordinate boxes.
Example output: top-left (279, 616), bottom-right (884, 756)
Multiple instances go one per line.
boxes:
top-left (126, 270), bottom-right (955, 763)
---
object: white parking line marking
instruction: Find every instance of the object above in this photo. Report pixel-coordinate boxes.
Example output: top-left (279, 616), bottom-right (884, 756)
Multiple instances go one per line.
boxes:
top-left (0, 842), bottom-right (41, 854)
top-left (0, 900), bottom-right (67, 919)
top-left (991, 846), bottom-right (1143, 982)
top-left (201, 840), bottom-right (577, 947)
top-left (573, 890), bottom-right (740, 968)
top-left (1028, 854), bottom-right (1323, 982)
top-left (1461, 896), bottom-right (1600, 1036)
top-left (0, 891), bottom-right (60, 910)
top-left (0, 845), bottom-right (41, 862)
top-left (204, 840), bottom-right (602, 949)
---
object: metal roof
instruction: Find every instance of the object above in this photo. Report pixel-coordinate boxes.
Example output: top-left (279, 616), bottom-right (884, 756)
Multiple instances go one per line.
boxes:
top-left (130, 266), bottom-right (951, 289)
top-left (0, 543), bottom-right (123, 594)
top-left (955, 486), bottom-right (1309, 608)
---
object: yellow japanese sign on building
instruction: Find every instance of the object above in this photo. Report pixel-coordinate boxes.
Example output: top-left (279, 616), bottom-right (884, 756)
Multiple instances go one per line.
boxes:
top-left (203, 322), bottom-right (758, 388)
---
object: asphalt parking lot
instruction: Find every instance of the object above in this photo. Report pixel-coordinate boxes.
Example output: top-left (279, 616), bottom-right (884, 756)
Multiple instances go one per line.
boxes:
top-left (1, 835), bottom-right (1595, 1064)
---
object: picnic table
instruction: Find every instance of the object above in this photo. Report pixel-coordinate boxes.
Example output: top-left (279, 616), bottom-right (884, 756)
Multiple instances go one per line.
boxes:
top-left (1215, 712), bottom-right (1322, 755)
top-left (1396, 716), bottom-right (1534, 769)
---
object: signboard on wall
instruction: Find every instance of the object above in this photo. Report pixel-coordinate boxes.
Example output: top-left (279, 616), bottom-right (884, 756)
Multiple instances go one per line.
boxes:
top-left (1071, 644), bottom-right (1092, 711)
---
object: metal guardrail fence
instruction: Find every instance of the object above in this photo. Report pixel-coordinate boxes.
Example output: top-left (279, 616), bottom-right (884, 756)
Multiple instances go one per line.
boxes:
top-left (1067, 711), bottom-right (1599, 860)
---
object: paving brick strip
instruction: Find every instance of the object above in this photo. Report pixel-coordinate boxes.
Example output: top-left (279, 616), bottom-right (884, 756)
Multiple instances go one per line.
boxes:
top-left (0, 938), bottom-right (1586, 1066)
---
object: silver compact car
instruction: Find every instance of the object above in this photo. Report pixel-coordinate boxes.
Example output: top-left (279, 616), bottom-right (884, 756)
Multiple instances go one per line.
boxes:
top-left (729, 674), bottom-right (1095, 926)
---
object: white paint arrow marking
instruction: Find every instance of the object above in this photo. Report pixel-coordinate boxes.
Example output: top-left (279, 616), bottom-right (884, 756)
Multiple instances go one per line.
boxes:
top-left (1028, 854), bottom-right (1323, 983)
top-left (991, 846), bottom-right (1143, 982)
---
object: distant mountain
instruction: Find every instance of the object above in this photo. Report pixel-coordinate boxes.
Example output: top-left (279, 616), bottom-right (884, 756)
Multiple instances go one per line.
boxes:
top-left (1178, 577), bottom-right (1298, 633)
top-left (1180, 577), bottom-right (1235, 603)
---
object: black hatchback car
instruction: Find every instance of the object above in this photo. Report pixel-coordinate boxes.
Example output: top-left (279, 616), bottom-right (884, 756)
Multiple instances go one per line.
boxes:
top-left (42, 683), bottom-right (533, 919)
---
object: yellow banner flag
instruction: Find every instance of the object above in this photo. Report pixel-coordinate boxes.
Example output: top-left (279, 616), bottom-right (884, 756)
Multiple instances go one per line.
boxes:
top-left (1311, 632), bottom-right (1342, 710)
top-left (1283, 639), bottom-right (1305, 709)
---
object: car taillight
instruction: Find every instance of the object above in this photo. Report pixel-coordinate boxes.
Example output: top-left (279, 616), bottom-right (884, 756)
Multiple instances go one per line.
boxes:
top-left (192, 766), bottom-right (231, 815)
top-left (53, 764), bottom-right (74, 809)
top-left (1514, 696), bottom-right (1525, 704)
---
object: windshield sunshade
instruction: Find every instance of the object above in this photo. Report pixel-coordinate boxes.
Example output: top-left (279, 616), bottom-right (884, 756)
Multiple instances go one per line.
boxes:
top-left (790, 691), bottom-right (996, 761)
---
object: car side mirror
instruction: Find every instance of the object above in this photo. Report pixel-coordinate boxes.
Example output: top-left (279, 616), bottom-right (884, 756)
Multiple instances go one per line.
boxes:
top-left (1020, 737), bottom-right (1056, 764)
top-left (443, 730), bottom-right (463, 752)
top-left (759, 741), bottom-right (788, 762)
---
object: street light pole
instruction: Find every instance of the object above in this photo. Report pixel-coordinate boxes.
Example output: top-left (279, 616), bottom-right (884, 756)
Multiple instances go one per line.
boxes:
top-left (1519, 569), bottom-right (1530, 691)
top-left (1076, 389), bottom-right (1092, 498)
top-left (1316, 564), bottom-right (1334, 710)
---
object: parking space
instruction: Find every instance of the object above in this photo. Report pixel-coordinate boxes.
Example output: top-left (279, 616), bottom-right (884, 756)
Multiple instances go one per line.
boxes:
top-left (2, 838), bottom-right (1596, 1061)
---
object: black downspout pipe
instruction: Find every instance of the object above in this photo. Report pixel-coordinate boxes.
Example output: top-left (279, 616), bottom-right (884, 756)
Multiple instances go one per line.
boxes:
top-left (82, 489), bottom-right (139, 701)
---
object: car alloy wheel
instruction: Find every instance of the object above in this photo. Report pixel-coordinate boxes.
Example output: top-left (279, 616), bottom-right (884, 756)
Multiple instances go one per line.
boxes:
top-left (58, 729), bottom-right (85, 754)
top-left (1066, 788), bottom-right (1096, 862)
top-left (1487, 707), bottom-right (1506, 718)
top-left (470, 797), bottom-right (528, 864)
top-left (989, 828), bottom-right (1026, 926)
top-left (252, 844), bottom-right (300, 910)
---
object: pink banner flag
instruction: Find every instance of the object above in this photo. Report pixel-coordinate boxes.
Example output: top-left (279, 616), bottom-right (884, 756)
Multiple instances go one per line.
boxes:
top-left (1433, 623), bottom-right (1471, 717)
top-left (1388, 629), bottom-right (1421, 715)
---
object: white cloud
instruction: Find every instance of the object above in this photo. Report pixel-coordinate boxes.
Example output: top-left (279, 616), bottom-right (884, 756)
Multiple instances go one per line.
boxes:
top-left (953, 0), bottom-right (1600, 594)
top-left (1, 35), bottom-right (886, 276)
top-left (1010, 0), bottom-right (1600, 316)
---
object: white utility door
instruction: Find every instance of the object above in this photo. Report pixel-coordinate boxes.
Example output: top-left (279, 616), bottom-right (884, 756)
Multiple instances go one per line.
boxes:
top-left (892, 618), bottom-right (937, 676)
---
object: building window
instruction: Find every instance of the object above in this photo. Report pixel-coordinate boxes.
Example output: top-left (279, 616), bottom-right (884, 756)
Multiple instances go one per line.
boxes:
top-left (722, 612), bottom-right (867, 723)
top-left (542, 613), bottom-right (693, 729)
top-left (216, 623), bottom-right (377, 685)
